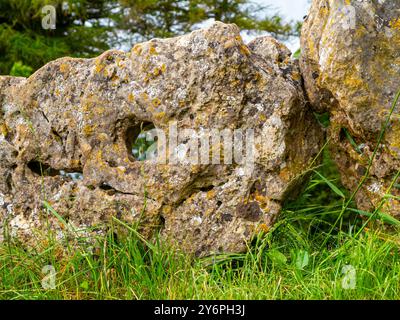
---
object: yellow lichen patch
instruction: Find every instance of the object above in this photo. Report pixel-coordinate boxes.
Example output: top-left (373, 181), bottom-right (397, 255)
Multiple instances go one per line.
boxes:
top-left (230, 79), bottom-right (240, 87)
top-left (94, 59), bottom-right (105, 74)
top-left (343, 74), bottom-right (364, 90)
top-left (257, 223), bottom-right (269, 234)
top-left (97, 133), bottom-right (108, 142)
top-left (94, 106), bottom-right (105, 115)
top-left (240, 44), bottom-right (251, 56)
top-left (279, 167), bottom-right (291, 182)
top-left (152, 98), bottom-right (161, 108)
top-left (116, 166), bottom-right (126, 175)
top-left (112, 143), bottom-right (122, 152)
top-left (206, 190), bottom-right (216, 200)
top-left (0, 123), bottom-right (8, 137)
top-left (254, 192), bottom-right (266, 204)
top-left (291, 71), bottom-right (301, 82)
top-left (319, 6), bottom-right (329, 17)
top-left (154, 111), bottom-right (166, 121)
top-left (82, 103), bottom-right (90, 112)
top-left (235, 35), bottom-right (243, 43)
top-left (306, 37), bottom-right (317, 60)
top-left (83, 125), bottom-right (94, 136)
top-left (140, 92), bottom-right (149, 101)
top-left (162, 205), bottom-right (172, 216)
top-left (386, 122), bottom-right (400, 151)
top-left (204, 208), bottom-right (214, 217)
top-left (59, 63), bottom-right (70, 74)
top-left (143, 75), bottom-right (150, 83)
top-left (390, 18), bottom-right (400, 30)
top-left (128, 93), bottom-right (135, 103)
top-left (161, 63), bottom-right (167, 73)
top-left (70, 159), bottom-right (81, 168)
top-left (152, 67), bottom-right (162, 77)
top-left (149, 46), bottom-right (158, 55)
top-left (354, 24), bottom-right (368, 39)
top-left (132, 44), bottom-right (143, 56)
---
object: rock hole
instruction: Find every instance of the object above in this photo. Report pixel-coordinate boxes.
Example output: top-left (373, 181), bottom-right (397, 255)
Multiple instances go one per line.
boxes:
top-left (100, 183), bottom-right (113, 191)
top-left (126, 121), bottom-right (157, 161)
top-left (28, 161), bottom-right (59, 176)
top-left (59, 170), bottom-right (83, 181)
top-left (99, 183), bottom-right (116, 195)
top-left (51, 128), bottom-right (63, 142)
top-left (159, 215), bottom-right (165, 229)
top-left (28, 161), bottom-right (83, 180)
top-left (199, 185), bottom-right (214, 192)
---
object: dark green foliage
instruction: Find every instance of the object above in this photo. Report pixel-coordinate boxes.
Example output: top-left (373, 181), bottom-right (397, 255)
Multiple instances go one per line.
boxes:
top-left (0, 0), bottom-right (298, 76)
top-left (9, 61), bottom-right (33, 76)
top-left (0, 0), bottom-right (116, 75)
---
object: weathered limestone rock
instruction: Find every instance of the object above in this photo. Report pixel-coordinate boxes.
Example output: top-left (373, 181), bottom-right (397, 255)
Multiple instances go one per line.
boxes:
top-left (0, 22), bottom-right (322, 256)
top-left (301, 0), bottom-right (400, 217)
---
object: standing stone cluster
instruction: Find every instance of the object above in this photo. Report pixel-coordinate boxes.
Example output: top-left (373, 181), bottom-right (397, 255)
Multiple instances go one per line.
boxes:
top-left (3, 0), bottom-right (400, 255)
top-left (0, 22), bottom-right (323, 256)
top-left (301, 0), bottom-right (400, 217)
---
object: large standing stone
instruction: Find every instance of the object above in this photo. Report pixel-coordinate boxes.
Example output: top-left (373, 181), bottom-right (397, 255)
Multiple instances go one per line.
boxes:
top-left (0, 22), bottom-right (322, 256)
top-left (301, 0), bottom-right (400, 217)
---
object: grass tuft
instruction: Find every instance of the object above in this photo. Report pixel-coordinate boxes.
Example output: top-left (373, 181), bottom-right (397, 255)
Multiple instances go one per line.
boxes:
top-left (1, 149), bottom-right (400, 300)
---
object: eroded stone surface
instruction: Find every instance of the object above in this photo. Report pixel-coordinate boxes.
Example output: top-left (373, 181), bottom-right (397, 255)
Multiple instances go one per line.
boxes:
top-left (0, 22), bottom-right (322, 255)
top-left (301, 0), bottom-right (400, 217)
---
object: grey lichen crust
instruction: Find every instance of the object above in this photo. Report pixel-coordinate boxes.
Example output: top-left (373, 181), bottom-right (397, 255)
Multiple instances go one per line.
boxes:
top-left (301, 0), bottom-right (400, 217)
top-left (0, 22), bottom-right (322, 256)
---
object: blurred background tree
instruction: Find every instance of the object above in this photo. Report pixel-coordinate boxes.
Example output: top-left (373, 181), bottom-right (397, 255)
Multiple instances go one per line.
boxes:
top-left (0, 0), bottom-right (116, 75)
top-left (116, 0), bottom-right (297, 44)
top-left (0, 0), bottom-right (298, 76)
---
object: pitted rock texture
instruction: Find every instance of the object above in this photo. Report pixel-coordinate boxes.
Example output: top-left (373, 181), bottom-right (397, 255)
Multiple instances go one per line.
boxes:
top-left (301, 0), bottom-right (400, 217)
top-left (0, 22), bottom-right (322, 256)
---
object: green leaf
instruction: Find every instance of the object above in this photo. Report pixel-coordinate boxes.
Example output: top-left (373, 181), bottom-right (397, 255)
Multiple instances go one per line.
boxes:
top-left (292, 48), bottom-right (301, 59)
top-left (9, 61), bottom-right (33, 77)
top-left (314, 171), bottom-right (345, 198)
top-left (267, 249), bottom-right (287, 265)
top-left (80, 281), bottom-right (89, 290)
top-left (295, 250), bottom-right (309, 270)
top-left (43, 200), bottom-right (78, 235)
top-left (348, 208), bottom-right (400, 226)
top-left (313, 112), bottom-right (330, 128)
top-left (342, 128), bottom-right (362, 154)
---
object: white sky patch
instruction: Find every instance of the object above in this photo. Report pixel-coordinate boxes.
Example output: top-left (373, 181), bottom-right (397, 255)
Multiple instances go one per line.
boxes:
top-left (248, 0), bottom-right (311, 52)
top-left (256, 0), bottom-right (311, 22)
top-left (191, 0), bottom-right (311, 53)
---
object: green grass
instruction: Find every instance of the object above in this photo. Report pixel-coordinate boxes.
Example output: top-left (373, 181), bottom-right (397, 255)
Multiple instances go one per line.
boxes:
top-left (1, 90), bottom-right (400, 300)
top-left (1, 149), bottom-right (400, 300)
